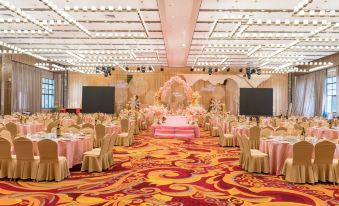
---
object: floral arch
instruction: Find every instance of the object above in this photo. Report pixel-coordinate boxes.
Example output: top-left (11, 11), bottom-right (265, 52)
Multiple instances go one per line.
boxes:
top-left (158, 76), bottom-right (193, 101)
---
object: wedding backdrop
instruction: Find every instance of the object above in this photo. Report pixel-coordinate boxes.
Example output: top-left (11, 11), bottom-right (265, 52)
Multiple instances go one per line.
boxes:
top-left (68, 69), bottom-right (288, 115)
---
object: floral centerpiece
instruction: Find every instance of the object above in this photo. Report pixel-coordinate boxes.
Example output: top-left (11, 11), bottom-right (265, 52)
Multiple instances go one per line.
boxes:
top-left (147, 105), bottom-right (168, 124)
top-left (185, 105), bottom-right (206, 124)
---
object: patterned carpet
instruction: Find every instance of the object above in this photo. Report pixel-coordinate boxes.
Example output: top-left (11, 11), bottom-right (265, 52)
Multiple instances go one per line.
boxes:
top-left (0, 130), bottom-right (338, 206)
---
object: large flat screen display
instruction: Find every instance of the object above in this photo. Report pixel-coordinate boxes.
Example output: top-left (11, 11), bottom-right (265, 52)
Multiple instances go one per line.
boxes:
top-left (82, 86), bottom-right (115, 113)
top-left (240, 88), bottom-right (273, 116)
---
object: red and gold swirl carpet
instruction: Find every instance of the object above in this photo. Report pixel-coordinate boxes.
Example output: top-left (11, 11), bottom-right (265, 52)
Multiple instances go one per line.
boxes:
top-left (0, 130), bottom-right (338, 205)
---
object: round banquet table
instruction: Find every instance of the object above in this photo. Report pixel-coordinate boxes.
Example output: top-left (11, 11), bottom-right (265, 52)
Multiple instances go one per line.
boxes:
top-left (259, 138), bottom-right (339, 175)
top-left (17, 123), bottom-right (44, 135)
top-left (306, 127), bottom-right (339, 140)
top-left (30, 134), bottom-right (93, 168)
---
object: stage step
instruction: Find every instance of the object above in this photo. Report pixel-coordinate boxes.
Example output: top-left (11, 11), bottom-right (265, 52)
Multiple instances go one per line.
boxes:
top-left (154, 132), bottom-right (195, 138)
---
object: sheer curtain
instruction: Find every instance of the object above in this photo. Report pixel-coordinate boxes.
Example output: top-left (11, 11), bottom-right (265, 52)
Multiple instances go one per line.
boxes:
top-left (12, 62), bottom-right (42, 113)
top-left (12, 62), bottom-right (57, 113)
top-left (292, 70), bottom-right (326, 117)
top-left (258, 74), bottom-right (288, 116)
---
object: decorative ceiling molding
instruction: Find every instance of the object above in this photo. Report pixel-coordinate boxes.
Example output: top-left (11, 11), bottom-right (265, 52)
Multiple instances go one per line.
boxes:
top-left (180, 74), bottom-right (271, 88)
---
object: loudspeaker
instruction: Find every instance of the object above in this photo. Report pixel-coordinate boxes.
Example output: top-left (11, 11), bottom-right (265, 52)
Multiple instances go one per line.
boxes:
top-left (127, 75), bottom-right (133, 83)
top-left (222, 79), bottom-right (228, 86)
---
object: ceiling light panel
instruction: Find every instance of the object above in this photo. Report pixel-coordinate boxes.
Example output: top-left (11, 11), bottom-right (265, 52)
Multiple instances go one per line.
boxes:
top-left (190, 0), bottom-right (339, 70)
top-left (0, 0), bottom-right (167, 72)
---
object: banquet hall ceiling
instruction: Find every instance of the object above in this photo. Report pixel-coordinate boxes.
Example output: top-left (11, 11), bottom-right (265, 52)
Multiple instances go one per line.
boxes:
top-left (1, 0), bottom-right (339, 73)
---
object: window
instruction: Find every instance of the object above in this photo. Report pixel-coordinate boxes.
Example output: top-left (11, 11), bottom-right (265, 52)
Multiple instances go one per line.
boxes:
top-left (42, 78), bottom-right (55, 109)
top-left (326, 68), bottom-right (336, 115)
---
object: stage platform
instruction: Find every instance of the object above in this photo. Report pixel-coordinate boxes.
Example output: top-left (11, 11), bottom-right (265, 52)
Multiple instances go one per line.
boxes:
top-left (150, 116), bottom-right (200, 138)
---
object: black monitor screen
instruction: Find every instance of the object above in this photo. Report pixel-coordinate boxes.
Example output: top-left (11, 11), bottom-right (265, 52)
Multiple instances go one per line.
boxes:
top-left (240, 88), bottom-right (273, 116)
top-left (82, 86), bottom-right (115, 113)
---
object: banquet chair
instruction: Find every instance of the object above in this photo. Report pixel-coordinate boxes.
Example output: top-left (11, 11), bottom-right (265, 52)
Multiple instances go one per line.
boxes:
top-left (260, 126), bottom-right (274, 138)
top-left (0, 137), bottom-right (15, 179)
top-left (218, 126), bottom-right (234, 147)
top-left (134, 118), bottom-right (140, 135)
top-left (275, 118), bottom-right (282, 127)
top-left (81, 135), bottom-right (111, 172)
top-left (197, 115), bottom-right (203, 127)
top-left (107, 132), bottom-right (117, 166)
top-left (204, 116), bottom-right (211, 131)
top-left (140, 115), bottom-right (148, 130)
top-left (115, 123), bottom-right (135, 146)
top-left (95, 132), bottom-right (117, 167)
top-left (274, 127), bottom-right (288, 136)
top-left (211, 124), bottom-right (219, 137)
top-left (65, 125), bottom-right (80, 133)
top-left (36, 139), bottom-right (69, 182)
top-left (121, 118), bottom-right (129, 133)
top-left (0, 126), bottom-right (7, 133)
top-left (0, 129), bottom-right (13, 143)
top-left (249, 126), bottom-right (261, 149)
top-left (312, 140), bottom-right (337, 183)
top-left (44, 119), bottom-right (53, 130)
top-left (13, 137), bottom-right (39, 180)
top-left (290, 128), bottom-right (303, 136)
top-left (282, 141), bottom-right (315, 184)
top-left (229, 121), bottom-right (238, 132)
top-left (94, 124), bottom-right (106, 148)
top-left (81, 127), bottom-right (95, 138)
top-left (240, 135), bottom-right (269, 173)
top-left (76, 115), bottom-right (82, 125)
top-left (5, 122), bottom-right (17, 140)
top-left (299, 122), bottom-right (310, 129)
top-left (46, 121), bottom-right (58, 133)
top-left (82, 123), bottom-right (94, 129)
top-left (237, 135), bottom-right (245, 168)
top-left (309, 122), bottom-right (317, 127)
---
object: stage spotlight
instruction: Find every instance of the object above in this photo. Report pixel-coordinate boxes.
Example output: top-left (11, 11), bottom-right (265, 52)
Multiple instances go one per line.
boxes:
top-left (226, 67), bottom-right (230, 72)
top-left (112, 67), bottom-right (115, 71)
top-left (148, 66), bottom-right (152, 71)
top-left (208, 67), bottom-right (213, 75)
top-left (141, 66), bottom-right (146, 73)
top-left (125, 66), bottom-right (129, 71)
top-left (246, 68), bottom-right (252, 79)
top-left (243, 74), bottom-right (246, 77)
top-left (160, 67), bottom-right (164, 71)
top-left (202, 68), bottom-right (206, 72)
top-left (251, 68), bottom-right (256, 74)
top-left (239, 68), bottom-right (243, 72)
top-left (214, 68), bottom-right (218, 72)
top-left (190, 68), bottom-right (194, 72)
top-left (137, 66), bottom-right (140, 71)
top-left (257, 69), bottom-right (261, 75)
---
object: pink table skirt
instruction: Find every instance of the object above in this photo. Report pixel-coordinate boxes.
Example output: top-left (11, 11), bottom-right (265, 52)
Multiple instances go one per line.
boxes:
top-left (307, 127), bottom-right (339, 140)
top-left (105, 125), bottom-right (121, 134)
top-left (151, 124), bottom-right (200, 138)
top-left (17, 123), bottom-right (44, 135)
top-left (260, 139), bottom-right (339, 175)
top-left (32, 137), bottom-right (93, 168)
top-left (231, 127), bottom-right (250, 146)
